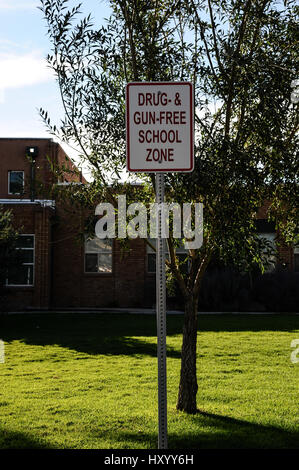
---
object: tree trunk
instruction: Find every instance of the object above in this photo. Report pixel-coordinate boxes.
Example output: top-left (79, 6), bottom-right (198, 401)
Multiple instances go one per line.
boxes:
top-left (176, 294), bottom-right (199, 414)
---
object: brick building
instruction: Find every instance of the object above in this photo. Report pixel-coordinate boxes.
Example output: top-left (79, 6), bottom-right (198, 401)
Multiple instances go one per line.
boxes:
top-left (0, 138), bottom-right (297, 312)
top-left (0, 138), bottom-right (153, 311)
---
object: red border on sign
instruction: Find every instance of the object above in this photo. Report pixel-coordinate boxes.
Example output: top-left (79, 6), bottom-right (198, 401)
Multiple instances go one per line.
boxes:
top-left (126, 82), bottom-right (194, 173)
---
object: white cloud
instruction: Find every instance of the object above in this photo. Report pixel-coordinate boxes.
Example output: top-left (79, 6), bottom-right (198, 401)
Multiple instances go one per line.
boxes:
top-left (0, 0), bottom-right (38, 10)
top-left (0, 51), bottom-right (54, 102)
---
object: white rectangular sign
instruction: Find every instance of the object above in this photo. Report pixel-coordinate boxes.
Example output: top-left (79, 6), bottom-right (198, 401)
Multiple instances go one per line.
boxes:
top-left (126, 82), bottom-right (194, 173)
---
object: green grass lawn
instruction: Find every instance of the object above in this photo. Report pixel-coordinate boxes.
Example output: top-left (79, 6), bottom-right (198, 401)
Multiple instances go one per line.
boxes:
top-left (0, 313), bottom-right (298, 449)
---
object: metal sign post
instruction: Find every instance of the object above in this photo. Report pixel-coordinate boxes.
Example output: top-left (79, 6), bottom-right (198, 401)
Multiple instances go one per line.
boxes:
top-left (126, 81), bottom-right (194, 450)
top-left (155, 172), bottom-right (168, 449)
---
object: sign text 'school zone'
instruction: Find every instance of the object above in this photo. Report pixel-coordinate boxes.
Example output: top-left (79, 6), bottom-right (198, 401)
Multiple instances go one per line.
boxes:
top-left (126, 82), bottom-right (194, 173)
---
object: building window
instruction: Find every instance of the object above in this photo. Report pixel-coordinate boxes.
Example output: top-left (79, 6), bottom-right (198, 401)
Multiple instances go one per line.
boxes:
top-left (257, 232), bottom-right (276, 272)
top-left (8, 171), bottom-right (24, 195)
top-left (294, 245), bottom-right (299, 272)
top-left (84, 237), bottom-right (113, 273)
top-left (6, 235), bottom-right (34, 286)
top-left (146, 238), bottom-right (189, 274)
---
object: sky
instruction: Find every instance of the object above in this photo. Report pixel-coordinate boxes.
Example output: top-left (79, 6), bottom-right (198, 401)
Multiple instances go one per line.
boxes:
top-left (0, 0), bottom-right (112, 170)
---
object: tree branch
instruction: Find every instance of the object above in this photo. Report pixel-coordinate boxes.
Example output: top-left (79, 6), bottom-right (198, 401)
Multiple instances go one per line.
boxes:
top-left (225, 0), bottom-right (252, 138)
top-left (167, 235), bottom-right (188, 298)
top-left (207, 0), bottom-right (226, 78)
top-left (193, 249), bottom-right (212, 297)
top-left (188, 0), bottom-right (227, 104)
top-left (118, 1), bottom-right (139, 81)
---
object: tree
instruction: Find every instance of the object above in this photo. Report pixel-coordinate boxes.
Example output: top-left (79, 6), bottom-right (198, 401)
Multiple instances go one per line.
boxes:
top-left (40, 0), bottom-right (298, 413)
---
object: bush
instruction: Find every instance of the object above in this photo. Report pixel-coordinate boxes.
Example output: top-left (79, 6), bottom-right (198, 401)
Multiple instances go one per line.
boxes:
top-left (198, 268), bottom-right (245, 311)
top-left (252, 270), bottom-right (299, 312)
top-left (198, 267), bottom-right (299, 312)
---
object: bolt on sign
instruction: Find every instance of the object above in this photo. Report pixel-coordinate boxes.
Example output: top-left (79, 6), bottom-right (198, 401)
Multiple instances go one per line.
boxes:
top-left (126, 82), bottom-right (194, 172)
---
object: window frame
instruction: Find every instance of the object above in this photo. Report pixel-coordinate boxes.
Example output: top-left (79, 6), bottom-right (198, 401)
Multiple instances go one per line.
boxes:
top-left (6, 234), bottom-right (35, 287)
top-left (8, 170), bottom-right (25, 195)
top-left (84, 236), bottom-right (113, 274)
top-left (146, 238), bottom-right (189, 274)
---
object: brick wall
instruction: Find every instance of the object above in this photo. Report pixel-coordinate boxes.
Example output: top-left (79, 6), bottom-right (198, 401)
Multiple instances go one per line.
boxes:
top-left (51, 202), bottom-right (148, 308)
top-left (2, 203), bottom-right (53, 311)
top-left (0, 138), bottom-right (56, 199)
top-left (56, 144), bottom-right (87, 184)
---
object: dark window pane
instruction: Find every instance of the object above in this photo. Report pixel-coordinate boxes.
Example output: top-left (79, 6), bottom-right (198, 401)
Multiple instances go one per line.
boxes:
top-left (6, 235), bottom-right (34, 286)
top-left (27, 265), bottom-right (33, 285)
top-left (9, 171), bottom-right (24, 194)
top-left (85, 237), bottom-right (112, 253)
top-left (16, 236), bottom-right (34, 249)
top-left (146, 238), bottom-right (156, 253)
top-left (7, 265), bottom-right (33, 285)
top-left (20, 250), bottom-right (34, 264)
top-left (148, 254), bottom-right (156, 273)
top-left (147, 253), bottom-right (171, 273)
top-left (98, 254), bottom-right (112, 273)
top-left (85, 253), bottom-right (98, 272)
top-left (294, 254), bottom-right (299, 272)
top-left (255, 219), bottom-right (276, 233)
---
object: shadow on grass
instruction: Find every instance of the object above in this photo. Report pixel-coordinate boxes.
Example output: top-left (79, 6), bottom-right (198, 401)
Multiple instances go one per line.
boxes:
top-left (0, 313), bottom-right (182, 358)
top-left (88, 410), bottom-right (299, 450)
top-left (170, 410), bottom-right (299, 449)
top-left (198, 313), bottom-right (299, 334)
top-left (0, 427), bottom-right (54, 449)
top-left (0, 313), bottom-right (298, 358)
top-left (1, 412), bottom-right (298, 449)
